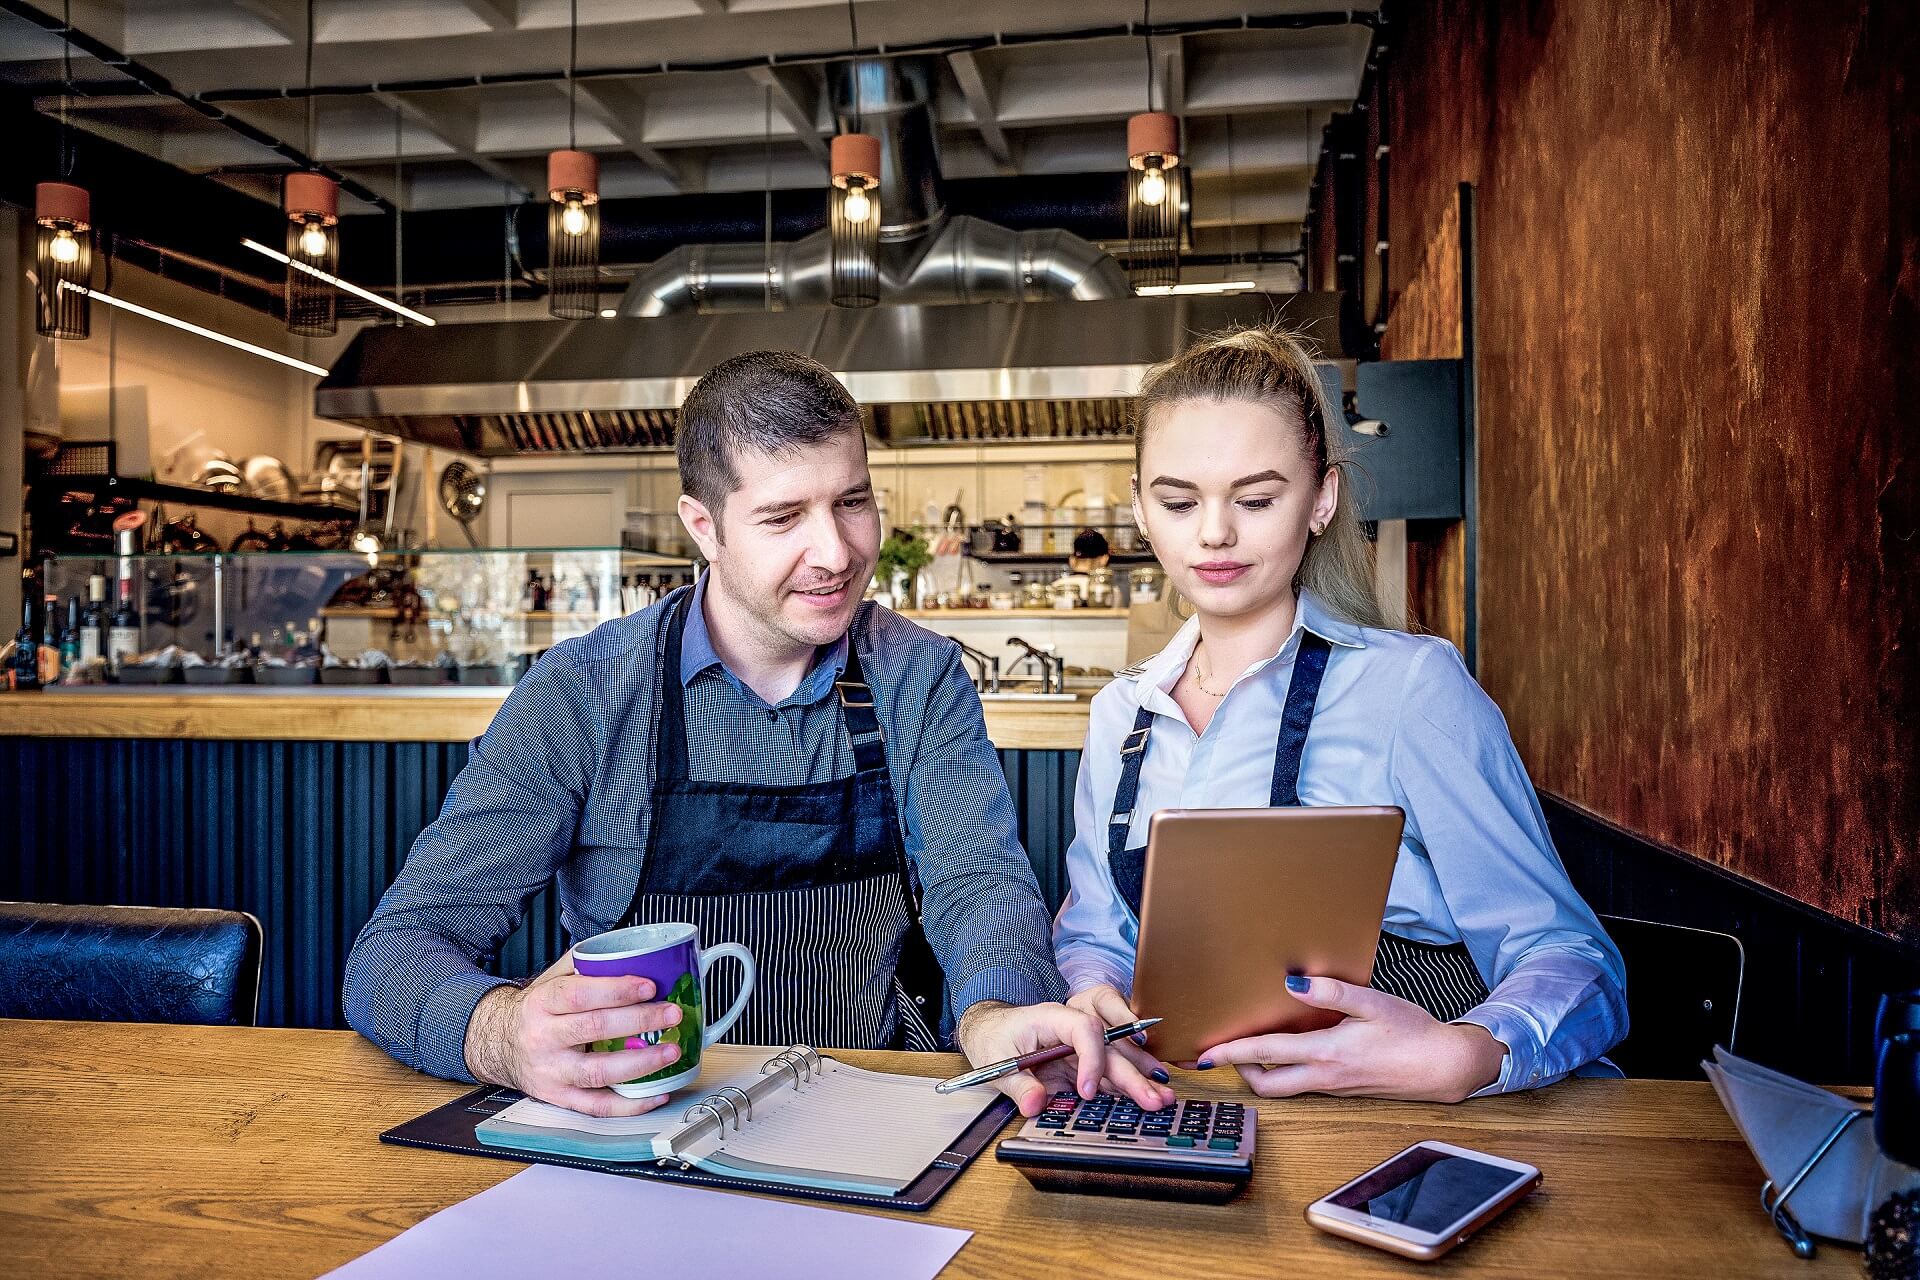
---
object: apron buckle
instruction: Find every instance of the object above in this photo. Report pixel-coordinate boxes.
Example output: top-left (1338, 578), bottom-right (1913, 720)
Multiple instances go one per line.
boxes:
top-left (1121, 726), bottom-right (1152, 755)
top-left (836, 680), bottom-right (876, 709)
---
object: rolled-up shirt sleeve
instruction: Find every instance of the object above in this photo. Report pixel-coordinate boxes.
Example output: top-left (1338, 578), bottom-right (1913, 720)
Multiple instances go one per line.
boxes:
top-left (342, 650), bottom-right (603, 1081)
top-left (1053, 689), bottom-right (1142, 997)
top-left (902, 645), bottom-right (1068, 1021)
top-left (1389, 641), bottom-right (1629, 1093)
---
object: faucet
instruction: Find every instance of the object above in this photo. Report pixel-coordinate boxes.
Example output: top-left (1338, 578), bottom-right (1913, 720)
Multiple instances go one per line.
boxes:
top-left (951, 639), bottom-right (1001, 694)
top-left (1005, 637), bottom-right (1062, 694)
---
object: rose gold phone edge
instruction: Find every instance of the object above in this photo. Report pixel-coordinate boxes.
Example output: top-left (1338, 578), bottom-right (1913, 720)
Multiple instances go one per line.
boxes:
top-left (1303, 1145), bottom-right (1542, 1261)
top-left (1129, 806), bottom-right (1406, 1066)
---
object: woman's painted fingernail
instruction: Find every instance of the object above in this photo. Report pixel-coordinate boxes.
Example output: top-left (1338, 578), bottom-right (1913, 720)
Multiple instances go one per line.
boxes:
top-left (1285, 973), bottom-right (1312, 994)
top-left (1150, 1068), bottom-right (1171, 1084)
top-left (1195, 1059), bottom-right (1215, 1070)
top-left (1132, 1031), bottom-right (1151, 1046)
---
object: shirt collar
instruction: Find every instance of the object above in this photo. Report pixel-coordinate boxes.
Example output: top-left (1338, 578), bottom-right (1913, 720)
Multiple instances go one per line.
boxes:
top-left (679, 573), bottom-right (851, 707)
top-left (1128, 588), bottom-right (1367, 705)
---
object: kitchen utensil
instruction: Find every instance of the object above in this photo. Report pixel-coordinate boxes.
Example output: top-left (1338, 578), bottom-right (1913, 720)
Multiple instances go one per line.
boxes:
top-left (438, 461), bottom-right (486, 548)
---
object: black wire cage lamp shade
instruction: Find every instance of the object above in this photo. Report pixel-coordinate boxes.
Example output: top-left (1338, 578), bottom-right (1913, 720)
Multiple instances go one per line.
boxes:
top-left (829, 131), bottom-right (881, 308)
top-left (283, 171), bottom-right (340, 336)
top-left (1126, 110), bottom-right (1184, 290)
top-left (35, 181), bottom-right (92, 338)
top-left (547, 148), bottom-right (601, 319)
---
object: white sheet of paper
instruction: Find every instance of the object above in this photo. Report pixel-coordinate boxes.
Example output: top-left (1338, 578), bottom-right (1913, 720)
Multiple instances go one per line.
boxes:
top-left (323, 1164), bottom-right (972, 1280)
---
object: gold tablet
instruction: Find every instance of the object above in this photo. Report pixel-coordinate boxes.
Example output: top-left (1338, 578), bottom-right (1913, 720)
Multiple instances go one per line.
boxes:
top-left (1129, 806), bottom-right (1405, 1066)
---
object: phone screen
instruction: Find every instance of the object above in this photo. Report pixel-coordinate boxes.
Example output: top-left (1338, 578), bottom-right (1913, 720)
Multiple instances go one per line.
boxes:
top-left (1329, 1146), bottom-right (1527, 1235)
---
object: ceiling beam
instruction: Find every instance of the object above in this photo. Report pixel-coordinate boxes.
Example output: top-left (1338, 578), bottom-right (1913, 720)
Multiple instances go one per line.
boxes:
top-left (373, 89), bottom-right (530, 196)
top-left (1155, 32), bottom-right (1186, 116)
top-left (945, 50), bottom-right (1012, 174)
top-left (450, 0), bottom-right (519, 31)
top-left (233, 0), bottom-right (306, 43)
top-left (742, 65), bottom-right (827, 166)
top-left (564, 80), bottom-right (697, 192)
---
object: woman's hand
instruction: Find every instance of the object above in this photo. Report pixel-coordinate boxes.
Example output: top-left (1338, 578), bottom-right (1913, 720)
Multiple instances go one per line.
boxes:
top-left (1195, 976), bottom-right (1507, 1104)
top-left (1065, 983), bottom-right (1175, 1097)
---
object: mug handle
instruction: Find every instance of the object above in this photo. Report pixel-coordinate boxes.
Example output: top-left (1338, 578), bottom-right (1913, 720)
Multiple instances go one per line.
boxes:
top-left (698, 942), bottom-right (756, 1046)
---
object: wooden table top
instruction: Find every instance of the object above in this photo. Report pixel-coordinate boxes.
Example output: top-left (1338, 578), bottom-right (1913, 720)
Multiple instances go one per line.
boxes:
top-left (0, 1019), bottom-right (1850, 1279)
top-left (0, 687), bottom-right (1093, 749)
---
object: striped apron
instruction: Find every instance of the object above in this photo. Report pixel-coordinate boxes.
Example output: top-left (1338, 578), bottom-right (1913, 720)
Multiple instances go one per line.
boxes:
top-left (1106, 631), bottom-right (1492, 1023)
top-left (622, 596), bottom-right (941, 1051)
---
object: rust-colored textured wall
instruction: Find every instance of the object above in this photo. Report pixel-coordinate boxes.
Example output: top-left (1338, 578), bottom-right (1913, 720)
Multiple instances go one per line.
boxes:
top-left (1377, 1), bottom-right (1920, 938)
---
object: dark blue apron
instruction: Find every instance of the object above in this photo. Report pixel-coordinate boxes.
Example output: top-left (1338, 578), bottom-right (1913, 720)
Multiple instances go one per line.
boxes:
top-left (1106, 631), bottom-right (1492, 1022)
top-left (622, 594), bottom-right (941, 1050)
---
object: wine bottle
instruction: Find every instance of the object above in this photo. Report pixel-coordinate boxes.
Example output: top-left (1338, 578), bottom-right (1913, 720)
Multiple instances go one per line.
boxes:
top-left (80, 574), bottom-right (107, 664)
top-left (60, 596), bottom-right (82, 671)
top-left (10, 586), bottom-right (41, 691)
top-left (107, 572), bottom-right (141, 676)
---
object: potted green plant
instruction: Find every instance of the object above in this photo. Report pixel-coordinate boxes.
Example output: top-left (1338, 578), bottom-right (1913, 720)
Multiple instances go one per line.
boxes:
top-left (874, 530), bottom-right (934, 609)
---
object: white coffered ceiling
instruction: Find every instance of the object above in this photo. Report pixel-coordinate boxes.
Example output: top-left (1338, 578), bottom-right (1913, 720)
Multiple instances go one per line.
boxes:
top-left (1, 0), bottom-right (1377, 257)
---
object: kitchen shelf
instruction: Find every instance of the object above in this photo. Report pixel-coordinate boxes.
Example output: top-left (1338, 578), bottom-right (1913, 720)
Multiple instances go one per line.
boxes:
top-left (898, 608), bottom-right (1128, 619)
top-left (42, 474), bottom-right (359, 524)
top-left (964, 549), bottom-right (1158, 566)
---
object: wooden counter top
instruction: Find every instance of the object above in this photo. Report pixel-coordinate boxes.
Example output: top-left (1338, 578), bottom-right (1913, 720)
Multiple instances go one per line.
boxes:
top-left (0, 686), bottom-right (1092, 750)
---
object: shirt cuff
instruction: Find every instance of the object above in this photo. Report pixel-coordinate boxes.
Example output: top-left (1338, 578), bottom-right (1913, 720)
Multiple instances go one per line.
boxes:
top-left (1059, 956), bottom-right (1136, 1000)
top-left (952, 963), bottom-right (1066, 1018)
top-left (417, 968), bottom-right (518, 1084)
top-left (1455, 1000), bottom-right (1548, 1096)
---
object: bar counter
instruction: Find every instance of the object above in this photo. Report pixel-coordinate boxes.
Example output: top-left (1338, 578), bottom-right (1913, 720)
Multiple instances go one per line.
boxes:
top-left (0, 685), bottom-right (1093, 750)
top-left (1, 686), bottom-right (1088, 1029)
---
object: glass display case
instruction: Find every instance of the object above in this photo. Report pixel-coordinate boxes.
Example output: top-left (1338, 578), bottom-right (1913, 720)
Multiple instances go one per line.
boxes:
top-left (38, 546), bottom-right (694, 687)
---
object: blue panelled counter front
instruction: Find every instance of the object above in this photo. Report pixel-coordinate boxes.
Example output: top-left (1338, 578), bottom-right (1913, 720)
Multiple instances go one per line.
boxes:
top-left (0, 688), bottom-right (1087, 1030)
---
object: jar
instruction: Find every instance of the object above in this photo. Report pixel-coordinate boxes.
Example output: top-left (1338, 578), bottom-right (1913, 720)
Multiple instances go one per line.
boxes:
top-left (1088, 568), bottom-right (1117, 609)
top-left (1130, 567), bottom-right (1161, 603)
top-left (1022, 575), bottom-right (1052, 609)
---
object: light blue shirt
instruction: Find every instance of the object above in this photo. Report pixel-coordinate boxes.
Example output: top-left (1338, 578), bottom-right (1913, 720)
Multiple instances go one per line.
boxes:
top-left (1053, 590), bottom-right (1627, 1094)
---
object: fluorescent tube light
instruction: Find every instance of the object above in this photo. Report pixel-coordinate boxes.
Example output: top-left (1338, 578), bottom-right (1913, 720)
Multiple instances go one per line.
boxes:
top-left (241, 238), bottom-right (437, 326)
top-left (1134, 280), bottom-right (1260, 297)
top-left (62, 282), bottom-right (329, 376)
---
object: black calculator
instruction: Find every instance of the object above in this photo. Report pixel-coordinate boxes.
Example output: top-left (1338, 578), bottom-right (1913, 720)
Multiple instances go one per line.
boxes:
top-left (995, 1092), bottom-right (1255, 1203)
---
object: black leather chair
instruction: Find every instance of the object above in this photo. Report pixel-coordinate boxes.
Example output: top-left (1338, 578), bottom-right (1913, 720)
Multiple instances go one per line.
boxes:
top-left (0, 902), bottom-right (264, 1026)
top-left (1599, 913), bottom-right (1744, 1079)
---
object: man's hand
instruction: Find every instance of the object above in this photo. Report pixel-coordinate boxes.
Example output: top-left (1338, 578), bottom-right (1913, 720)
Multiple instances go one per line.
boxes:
top-left (955, 999), bottom-right (1176, 1117)
top-left (464, 953), bottom-right (687, 1117)
top-left (1195, 976), bottom-right (1507, 1104)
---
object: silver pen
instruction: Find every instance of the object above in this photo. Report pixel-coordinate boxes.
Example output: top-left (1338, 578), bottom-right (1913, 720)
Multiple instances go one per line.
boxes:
top-left (933, 1017), bottom-right (1163, 1093)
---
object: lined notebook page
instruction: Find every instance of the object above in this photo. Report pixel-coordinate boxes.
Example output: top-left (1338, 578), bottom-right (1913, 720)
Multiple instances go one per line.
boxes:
top-left (684, 1059), bottom-right (996, 1185)
top-left (486, 1044), bottom-right (780, 1139)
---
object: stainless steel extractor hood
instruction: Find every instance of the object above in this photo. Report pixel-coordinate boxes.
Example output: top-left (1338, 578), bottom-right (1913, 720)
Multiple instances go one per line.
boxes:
top-left (314, 291), bottom-right (1349, 457)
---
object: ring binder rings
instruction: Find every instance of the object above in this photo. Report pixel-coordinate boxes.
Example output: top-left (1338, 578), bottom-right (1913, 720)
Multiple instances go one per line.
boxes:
top-left (381, 1043), bottom-right (1015, 1212)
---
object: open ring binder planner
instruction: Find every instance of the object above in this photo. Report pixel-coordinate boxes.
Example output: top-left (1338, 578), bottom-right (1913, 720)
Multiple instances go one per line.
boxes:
top-left (382, 1042), bottom-right (1016, 1212)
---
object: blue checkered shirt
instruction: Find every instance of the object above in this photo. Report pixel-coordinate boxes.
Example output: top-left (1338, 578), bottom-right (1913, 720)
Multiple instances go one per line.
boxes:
top-left (344, 583), bottom-right (1066, 1081)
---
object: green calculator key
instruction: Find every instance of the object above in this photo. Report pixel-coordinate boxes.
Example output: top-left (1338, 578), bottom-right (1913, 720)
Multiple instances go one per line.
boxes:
top-left (1165, 1135), bottom-right (1196, 1148)
top-left (1208, 1137), bottom-right (1238, 1150)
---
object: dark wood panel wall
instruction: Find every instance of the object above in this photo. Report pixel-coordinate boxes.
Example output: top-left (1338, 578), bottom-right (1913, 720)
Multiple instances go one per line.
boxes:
top-left (1368, 0), bottom-right (1920, 939)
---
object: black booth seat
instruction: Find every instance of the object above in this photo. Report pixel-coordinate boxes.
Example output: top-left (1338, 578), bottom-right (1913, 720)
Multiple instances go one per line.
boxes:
top-left (0, 901), bottom-right (263, 1027)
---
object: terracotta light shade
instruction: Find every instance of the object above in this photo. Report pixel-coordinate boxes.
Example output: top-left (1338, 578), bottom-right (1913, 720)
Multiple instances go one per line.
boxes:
top-left (1127, 111), bottom-right (1181, 168)
top-left (35, 181), bottom-right (93, 338)
top-left (829, 133), bottom-right (881, 309)
top-left (830, 132), bottom-right (881, 188)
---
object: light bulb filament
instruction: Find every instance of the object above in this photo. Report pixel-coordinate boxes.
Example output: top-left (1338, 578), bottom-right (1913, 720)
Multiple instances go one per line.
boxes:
top-left (560, 199), bottom-right (589, 237)
top-left (1138, 165), bottom-right (1167, 207)
top-left (299, 221), bottom-right (330, 258)
top-left (48, 228), bottom-right (81, 265)
top-left (842, 183), bottom-right (873, 225)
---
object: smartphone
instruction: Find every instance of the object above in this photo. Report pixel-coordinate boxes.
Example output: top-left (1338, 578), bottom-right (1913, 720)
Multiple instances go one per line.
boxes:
top-left (1305, 1140), bottom-right (1540, 1261)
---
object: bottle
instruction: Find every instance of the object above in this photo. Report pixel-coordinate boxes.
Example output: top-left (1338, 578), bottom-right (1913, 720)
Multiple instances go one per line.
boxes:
top-left (80, 574), bottom-right (107, 664)
top-left (9, 585), bottom-right (41, 691)
top-left (39, 593), bottom-right (62, 685)
top-left (60, 596), bottom-right (82, 672)
top-left (107, 570), bottom-right (141, 676)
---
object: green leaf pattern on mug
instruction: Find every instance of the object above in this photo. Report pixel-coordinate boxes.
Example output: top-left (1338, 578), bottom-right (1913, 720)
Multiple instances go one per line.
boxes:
top-left (588, 972), bottom-right (705, 1084)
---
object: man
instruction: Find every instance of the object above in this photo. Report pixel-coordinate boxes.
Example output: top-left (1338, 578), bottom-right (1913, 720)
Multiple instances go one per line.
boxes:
top-left (344, 351), bottom-right (1172, 1119)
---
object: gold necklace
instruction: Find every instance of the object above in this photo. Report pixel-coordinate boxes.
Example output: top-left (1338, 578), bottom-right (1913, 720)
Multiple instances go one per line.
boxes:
top-left (1190, 648), bottom-right (1230, 697)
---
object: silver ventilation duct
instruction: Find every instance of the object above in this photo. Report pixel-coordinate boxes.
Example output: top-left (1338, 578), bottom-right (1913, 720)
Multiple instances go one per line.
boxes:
top-left (314, 291), bottom-right (1349, 456)
top-left (616, 58), bottom-right (1127, 316)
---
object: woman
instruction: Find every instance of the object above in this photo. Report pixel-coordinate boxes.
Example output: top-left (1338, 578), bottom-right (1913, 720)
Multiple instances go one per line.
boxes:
top-left (1056, 326), bottom-right (1626, 1103)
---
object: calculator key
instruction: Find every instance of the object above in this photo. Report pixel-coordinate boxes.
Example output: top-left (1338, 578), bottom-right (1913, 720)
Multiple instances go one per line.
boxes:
top-left (1208, 1137), bottom-right (1239, 1150)
top-left (1164, 1135), bottom-right (1197, 1148)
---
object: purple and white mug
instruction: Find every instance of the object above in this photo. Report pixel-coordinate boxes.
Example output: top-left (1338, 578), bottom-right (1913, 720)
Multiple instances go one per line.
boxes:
top-left (573, 922), bottom-right (756, 1098)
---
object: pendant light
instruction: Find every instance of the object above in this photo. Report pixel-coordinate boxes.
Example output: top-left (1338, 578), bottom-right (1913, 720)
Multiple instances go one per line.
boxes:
top-left (284, 0), bottom-right (339, 336)
top-left (828, 2), bottom-right (880, 307)
top-left (1125, 1), bottom-right (1182, 290)
top-left (36, 1), bottom-right (90, 338)
top-left (548, 0), bottom-right (600, 318)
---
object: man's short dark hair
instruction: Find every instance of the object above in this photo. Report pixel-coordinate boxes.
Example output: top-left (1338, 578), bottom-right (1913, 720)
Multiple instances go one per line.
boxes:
top-left (677, 351), bottom-right (863, 521)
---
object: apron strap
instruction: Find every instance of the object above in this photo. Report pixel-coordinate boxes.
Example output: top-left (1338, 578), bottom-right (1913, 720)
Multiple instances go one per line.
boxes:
top-left (1271, 632), bottom-right (1333, 806)
top-left (655, 590), bottom-right (694, 785)
top-left (1107, 706), bottom-right (1156, 862)
top-left (835, 642), bottom-right (888, 775)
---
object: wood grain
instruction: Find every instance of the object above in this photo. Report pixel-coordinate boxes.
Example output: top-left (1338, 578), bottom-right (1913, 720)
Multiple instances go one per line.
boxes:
top-left (1372, 0), bottom-right (1920, 939)
top-left (0, 1020), bottom-right (1858, 1279)
top-left (0, 689), bottom-right (1094, 750)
